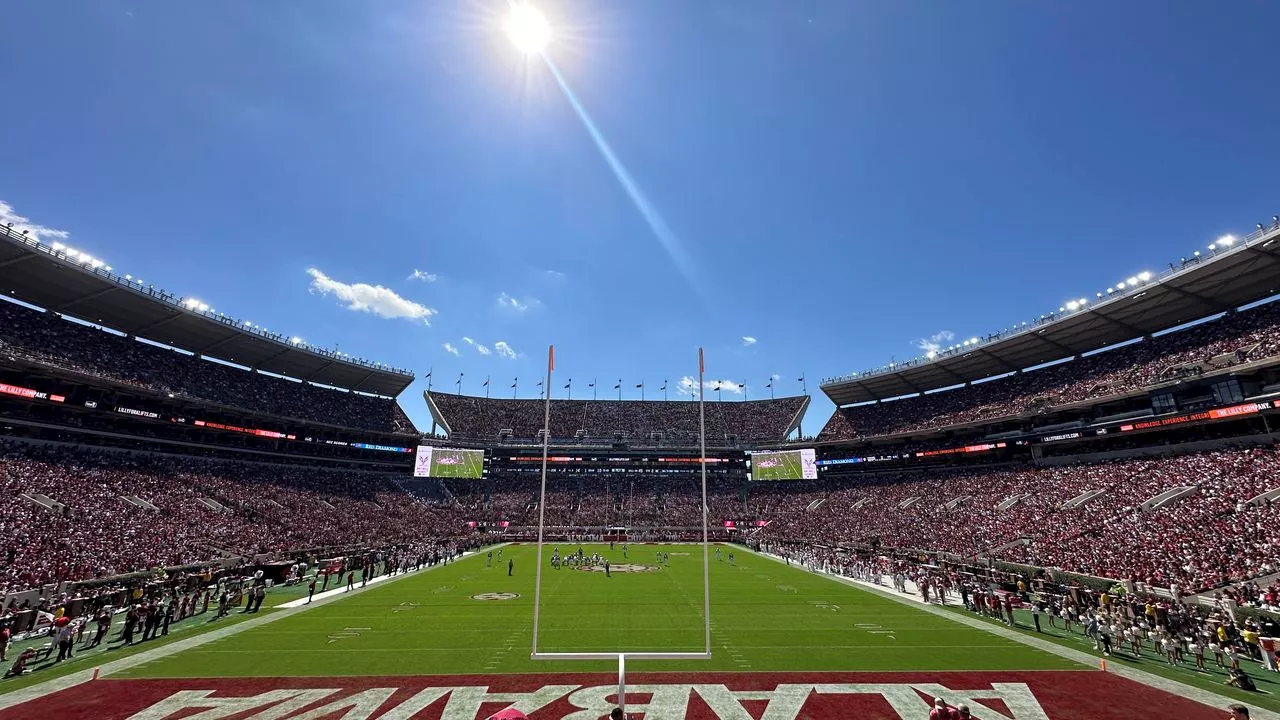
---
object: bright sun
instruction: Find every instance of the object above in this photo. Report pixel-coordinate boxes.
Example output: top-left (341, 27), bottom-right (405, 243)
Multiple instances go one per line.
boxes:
top-left (505, 3), bottom-right (550, 54)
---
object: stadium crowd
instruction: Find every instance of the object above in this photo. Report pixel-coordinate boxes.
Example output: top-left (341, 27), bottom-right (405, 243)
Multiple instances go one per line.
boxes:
top-left (820, 299), bottom-right (1280, 440)
top-left (0, 300), bottom-right (413, 434)
top-left (429, 392), bottom-right (806, 445)
top-left (444, 471), bottom-right (743, 528)
top-left (6, 431), bottom-right (1277, 599)
top-left (0, 440), bottom-right (465, 596)
top-left (763, 445), bottom-right (1280, 593)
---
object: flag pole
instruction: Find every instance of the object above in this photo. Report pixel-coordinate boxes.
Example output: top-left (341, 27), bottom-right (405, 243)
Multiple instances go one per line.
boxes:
top-left (698, 347), bottom-right (711, 656)
top-left (531, 344), bottom-right (553, 657)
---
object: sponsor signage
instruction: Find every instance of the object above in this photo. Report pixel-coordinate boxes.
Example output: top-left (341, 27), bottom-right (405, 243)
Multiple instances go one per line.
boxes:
top-left (352, 442), bottom-right (412, 453)
top-left (193, 419), bottom-right (294, 440)
top-left (1120, 400), bottom-right (1273, 432)
top-left (504, 456), bottom-right (730, 464)
top-left (915, 442), bottom-right (1005, 458)
top-left (818, 454), bottom-right (908, 467)
top-left (1039, 432), bottom-right (1082, 443)
top-left (0, 382), bottom-right (64, 403)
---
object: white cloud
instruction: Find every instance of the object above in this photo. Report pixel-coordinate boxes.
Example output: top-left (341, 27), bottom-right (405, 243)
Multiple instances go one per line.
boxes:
top-left (307, 268), bottom-right (437, 323)
top-left (408, 269), bottom-right (437, 282)
top-left (915, 329), bottom-right (955, 355)
top-left (0, 200), bottom-right (69, 244)
top-left (494, 340), bottom-right (519, 359)
top-left (442, 342), bottom-right (459, 356)
top-left (676, 376), bottom-right (743, 396)
top-left (741, 336), bottom-right (757, 346)
top-left (544, 269), bottom-right (566, 280)
top-left (497, 292), bottom-right (538, 312)
top-left (461, 336), bottom-right (492, 355)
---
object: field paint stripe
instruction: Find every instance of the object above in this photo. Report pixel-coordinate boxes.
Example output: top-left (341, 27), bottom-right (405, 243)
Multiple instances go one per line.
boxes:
top-left (174, 643), bottom-right (1021, 654)
top-left (0, 545), bottom-right (501, 711)
top-left (743, 546), bottom-right (1280, 720)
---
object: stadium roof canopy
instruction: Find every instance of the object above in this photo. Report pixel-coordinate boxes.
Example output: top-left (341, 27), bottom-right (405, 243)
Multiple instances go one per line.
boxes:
top-left (0, 227), bottom-right (414, 397)
top-left (822, 223), bottom-right (1280, 407)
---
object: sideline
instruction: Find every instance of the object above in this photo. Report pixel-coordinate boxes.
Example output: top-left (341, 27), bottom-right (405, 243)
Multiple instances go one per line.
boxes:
top-left (0, 546), bottom-right (497, 712)
top-left (744, 546), bottom-right (1280, 720)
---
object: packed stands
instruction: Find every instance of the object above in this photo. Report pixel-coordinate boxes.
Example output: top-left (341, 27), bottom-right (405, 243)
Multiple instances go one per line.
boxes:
top-left (0, 440), bottom-right (462, 596)
top-left (445, 472), bottom-right (743, 528)
top-left (0, 300), bottom-right (414, 434)
top-left (820, 300), bottom-right (1280, 440)
top-left (4, 428), bottom-right (1279, 596)
top-left (765, 445), bottom-right (1280, 592)
top-left (429, 392), bottom-right (806, 445)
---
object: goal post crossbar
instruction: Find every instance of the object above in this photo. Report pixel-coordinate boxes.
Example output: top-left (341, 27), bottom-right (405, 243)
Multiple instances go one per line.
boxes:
top-left (530, 652), bottom-right (712, 661)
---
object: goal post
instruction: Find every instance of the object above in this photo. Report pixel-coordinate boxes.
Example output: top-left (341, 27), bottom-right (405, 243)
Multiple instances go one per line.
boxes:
top-left (528, 346), bottom-right (713, 714)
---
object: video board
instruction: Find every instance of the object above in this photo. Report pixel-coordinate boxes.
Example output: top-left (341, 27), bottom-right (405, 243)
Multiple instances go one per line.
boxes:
top-left (748, 448), bottom-right (817, 481)
top-left (414, 445), bottom-right (485, 478)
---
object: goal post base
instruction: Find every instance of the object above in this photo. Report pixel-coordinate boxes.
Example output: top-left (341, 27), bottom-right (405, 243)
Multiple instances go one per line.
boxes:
top-left (528, 652), bottom-right (712, 717)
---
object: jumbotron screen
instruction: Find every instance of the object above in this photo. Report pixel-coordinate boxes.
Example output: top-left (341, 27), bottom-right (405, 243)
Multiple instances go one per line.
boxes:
top-left (413, 446), bottom-right (485, 478)
top-left (749, 448), bottom-right (817, 481)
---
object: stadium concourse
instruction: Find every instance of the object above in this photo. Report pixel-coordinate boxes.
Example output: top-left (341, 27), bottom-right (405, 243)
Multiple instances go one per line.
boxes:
top-left (5, 224), bottom-right (1280, 717)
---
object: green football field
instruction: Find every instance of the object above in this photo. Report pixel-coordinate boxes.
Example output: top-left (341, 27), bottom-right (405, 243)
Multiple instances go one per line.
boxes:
top-left (116, 543), bottom-right (1075, 679)
top-left (750, 451), bottom-right (804, 481)
top-left (429, 448), bottom-right (485, 478)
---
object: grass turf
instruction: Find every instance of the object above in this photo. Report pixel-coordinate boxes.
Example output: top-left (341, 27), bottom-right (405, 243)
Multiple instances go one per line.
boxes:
top-left (115, 543), bottom-right (1076, 679)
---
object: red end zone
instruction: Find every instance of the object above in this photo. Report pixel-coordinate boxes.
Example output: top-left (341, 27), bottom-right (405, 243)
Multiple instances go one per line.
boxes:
top-left (0, 670), bottom-right (1229, 719)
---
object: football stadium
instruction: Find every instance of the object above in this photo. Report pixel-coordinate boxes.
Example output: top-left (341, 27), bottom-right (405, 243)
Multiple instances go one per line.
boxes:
top-left (3, 3), bottom-right (1280, 720)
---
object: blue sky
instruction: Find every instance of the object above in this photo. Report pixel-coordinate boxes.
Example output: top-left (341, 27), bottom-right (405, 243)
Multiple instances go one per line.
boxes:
top-left (3, 1), bottom-right (1279, 436)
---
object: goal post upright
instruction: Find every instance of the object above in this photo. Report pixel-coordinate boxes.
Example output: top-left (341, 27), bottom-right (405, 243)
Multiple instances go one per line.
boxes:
top-left (698, 346), bottom-right (712, 656)
top-left (528, 346), bottom-right (713, 715)
top-left (530, 344), bottom-right (554, 657)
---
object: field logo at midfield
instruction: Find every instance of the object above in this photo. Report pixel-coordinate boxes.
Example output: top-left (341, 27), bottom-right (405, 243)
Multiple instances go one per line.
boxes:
top-left (470, 592), bottom-right (520, 601)
top-left (577, 564), bottom-right (657, 573)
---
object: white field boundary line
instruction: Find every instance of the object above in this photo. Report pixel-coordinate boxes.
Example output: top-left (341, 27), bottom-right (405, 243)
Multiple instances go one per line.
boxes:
top-left (0, 546), bottom-right (499, 711)
top-left (745, 547), bottom-right (1280, 720)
